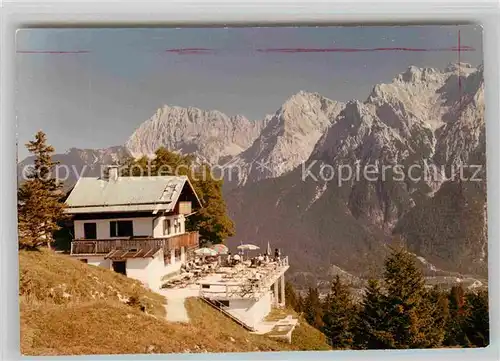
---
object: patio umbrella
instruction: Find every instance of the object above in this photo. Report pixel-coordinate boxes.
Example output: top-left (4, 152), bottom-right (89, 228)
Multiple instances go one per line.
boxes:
top-left (210, 244), bottom-right (229, 255)
top-left (194, 247), bottom-right (218, 257)
top-left (237, 244), bottom-right (260, 251)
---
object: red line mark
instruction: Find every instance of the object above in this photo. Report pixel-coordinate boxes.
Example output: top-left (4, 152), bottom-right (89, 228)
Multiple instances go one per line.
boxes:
top-left (16, 50), bottom-right (90, 54)
top-left (256, 46), bottom-right (475, 53)
top-left (165, 48), bottom-right (215, 55)
top-left (166, 48), bottom-right (212, 51)
top-left (17, 46), bottom-right (476, 55)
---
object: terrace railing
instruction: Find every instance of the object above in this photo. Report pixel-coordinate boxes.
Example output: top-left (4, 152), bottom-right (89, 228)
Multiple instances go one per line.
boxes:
top-left (199, 256), bottom-right (289, 301)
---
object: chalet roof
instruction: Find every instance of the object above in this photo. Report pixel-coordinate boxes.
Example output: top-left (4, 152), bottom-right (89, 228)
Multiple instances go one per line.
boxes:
top-left (104, 247), bottom-right (162, 260)
top-left (64, 174), bottom-right (201, 214)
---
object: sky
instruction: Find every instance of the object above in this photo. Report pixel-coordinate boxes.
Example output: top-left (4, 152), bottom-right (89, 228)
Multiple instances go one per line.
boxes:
top-left (16, 25), bottom-right (483, 160)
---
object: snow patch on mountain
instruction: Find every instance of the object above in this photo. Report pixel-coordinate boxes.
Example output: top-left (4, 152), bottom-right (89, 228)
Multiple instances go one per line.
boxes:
top-left (415, 256), bottom-right (439, 272)
top-left (306, 182), bottom-right (328, 211)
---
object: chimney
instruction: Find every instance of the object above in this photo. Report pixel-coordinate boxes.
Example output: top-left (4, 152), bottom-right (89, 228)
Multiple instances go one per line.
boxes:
top-left (107, 165), bottom-right (119, 182)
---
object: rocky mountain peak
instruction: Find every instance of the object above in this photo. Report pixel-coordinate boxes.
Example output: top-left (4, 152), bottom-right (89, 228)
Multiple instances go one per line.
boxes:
top-left (396, 65), bottom-right (443, 84)
top-left (445, 62), bottom-right (474, 73)
top-left (125, 105), bottom-right (264, 164)
top-left (222, 92), bottom-right (344, 186)
top-left (282, 90), bottom-right (323, 105)
top-left (366, 64), bottom-right (481, 131)
top-left (275, 91), bottom-right (344, 135)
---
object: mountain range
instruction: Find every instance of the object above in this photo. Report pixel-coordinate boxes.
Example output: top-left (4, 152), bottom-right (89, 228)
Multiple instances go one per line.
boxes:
top-left (18, 62), bottom-right (487, 287)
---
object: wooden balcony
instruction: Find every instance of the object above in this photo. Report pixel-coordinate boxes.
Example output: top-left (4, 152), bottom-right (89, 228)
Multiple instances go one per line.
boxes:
top-left (70, 231), bottom-right (199, 256)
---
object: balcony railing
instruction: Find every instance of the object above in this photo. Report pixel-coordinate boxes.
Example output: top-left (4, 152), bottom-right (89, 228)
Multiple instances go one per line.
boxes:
top-left (70, 231), bottom-right (199, 256)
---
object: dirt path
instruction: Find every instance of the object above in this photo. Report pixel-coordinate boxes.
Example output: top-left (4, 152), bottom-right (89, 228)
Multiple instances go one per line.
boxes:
top-left (164, 297), bottom-right (189, 323)
top-left (157, 287), bottom-right (198, 323)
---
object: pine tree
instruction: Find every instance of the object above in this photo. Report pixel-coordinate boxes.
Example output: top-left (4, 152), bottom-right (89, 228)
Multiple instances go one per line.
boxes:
top-left (353, 279), bottom-right (395, 349)
top-left (18, 131), bottom-right (67, 249)
top-left (321, 276), bottom-right (355, 349)
top-left (423, 286), bottom-right (448, 346)
top-left (449, 284), bottom-right (466, 313)
top-left (303, 287), bottom-right (324, 330)
top-left (444, 284), bottom-right (469, 346)
top-left (463, 290), bottom-right (489, 347)
top-left (284, 281), bottom-right (299, 311)
top-left (383, 246), bottom-right (442, 348)
top-left (295, 293), bottom-right (304, 313)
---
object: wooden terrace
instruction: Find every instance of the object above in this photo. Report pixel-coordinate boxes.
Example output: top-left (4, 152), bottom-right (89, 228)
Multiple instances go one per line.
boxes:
top-left (70, 231), bottom-right (199, 256)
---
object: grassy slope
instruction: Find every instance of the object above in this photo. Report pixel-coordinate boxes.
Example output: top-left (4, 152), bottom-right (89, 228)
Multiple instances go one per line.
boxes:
top-left (20, 250), bottom-right (330, 356)
top-left (19, 249), bottom-right (166, 316)
top-left (265, 308), bottom-right (331, 350)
